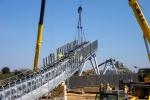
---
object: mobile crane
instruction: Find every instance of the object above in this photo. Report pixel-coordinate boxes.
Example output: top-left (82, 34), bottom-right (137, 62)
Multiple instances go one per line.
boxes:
top-left (128, 0), bottom-right (150, 99)
top-left (129, 0), bottom-right (150, 62)
top-left (33, 0), bottom-right (46, 72)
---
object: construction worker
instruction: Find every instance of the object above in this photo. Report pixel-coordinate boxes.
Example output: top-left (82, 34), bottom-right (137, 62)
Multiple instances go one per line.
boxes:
top-left (106, 83), bottom-right (112, 91)
top-left (124, 84), bottom-right (129, 100)
top-left (57, 51), bottom-right (63, 61)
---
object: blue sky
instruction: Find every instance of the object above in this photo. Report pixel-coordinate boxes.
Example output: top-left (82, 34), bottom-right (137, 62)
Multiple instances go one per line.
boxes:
top-left (0, 0), bottom-right (150, 71)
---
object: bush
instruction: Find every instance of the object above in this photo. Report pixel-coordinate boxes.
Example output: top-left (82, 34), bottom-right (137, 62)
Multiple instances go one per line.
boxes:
top-left (1, 67), bottom-right (10, 74)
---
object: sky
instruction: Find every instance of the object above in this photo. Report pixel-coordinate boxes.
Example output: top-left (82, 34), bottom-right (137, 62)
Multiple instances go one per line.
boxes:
top-left (0, 0), bottom-right (150, 71)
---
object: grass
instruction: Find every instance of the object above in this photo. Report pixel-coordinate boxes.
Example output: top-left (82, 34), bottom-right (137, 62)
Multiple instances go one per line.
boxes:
top-left (0, 72), bottom-right (15, 80)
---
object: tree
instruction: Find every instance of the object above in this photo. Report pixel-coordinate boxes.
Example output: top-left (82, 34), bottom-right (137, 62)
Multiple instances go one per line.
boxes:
top-left (1, 67), bottom-right (10, 74)
top-left (14, 70), bottom-right (20, 75)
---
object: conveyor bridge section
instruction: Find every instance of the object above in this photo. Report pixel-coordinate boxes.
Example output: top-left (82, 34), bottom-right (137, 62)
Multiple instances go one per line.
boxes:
top-left (0, 40), bottom-right (98, 100)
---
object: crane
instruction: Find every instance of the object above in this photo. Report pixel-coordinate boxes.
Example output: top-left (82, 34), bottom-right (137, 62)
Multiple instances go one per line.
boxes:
top-left (129, 0), bottom-right (150, 62)
top-left (33, 0), bottom-right (46, 72)
top-left (128, 0), bottom-right (150, 99)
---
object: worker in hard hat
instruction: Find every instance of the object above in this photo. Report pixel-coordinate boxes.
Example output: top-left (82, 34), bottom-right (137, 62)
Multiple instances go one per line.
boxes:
top-left (57, 51), bottom-right (63, 61)
top-left (107, 83), bottom-right (112, 91)
top-left (124, 84), bottom-right (128, 100)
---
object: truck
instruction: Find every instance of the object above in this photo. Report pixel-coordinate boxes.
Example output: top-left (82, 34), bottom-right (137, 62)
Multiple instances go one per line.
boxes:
top-left (130, 68), bottom-right (150, 99)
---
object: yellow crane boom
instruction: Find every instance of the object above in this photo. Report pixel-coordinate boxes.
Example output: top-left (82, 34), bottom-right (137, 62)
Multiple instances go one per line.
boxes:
top-left (34, 0), bottom-right (46, 72)
top-left (129, 0), bottom-right (150, 62)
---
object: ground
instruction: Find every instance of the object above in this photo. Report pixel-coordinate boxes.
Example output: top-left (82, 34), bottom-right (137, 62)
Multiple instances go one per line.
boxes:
top-left (67, 92), bottom-right (97, 100)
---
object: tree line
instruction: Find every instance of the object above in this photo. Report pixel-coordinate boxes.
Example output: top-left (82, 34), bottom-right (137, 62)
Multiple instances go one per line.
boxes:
top-left (0, 67), bottom-right (29, 75)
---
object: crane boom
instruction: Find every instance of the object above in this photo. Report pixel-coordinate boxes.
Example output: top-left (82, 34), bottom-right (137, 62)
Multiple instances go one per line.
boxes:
top-left (129, 0), bottom-right (150, 62)
top-left (34, 0), bottom-right (46, 72)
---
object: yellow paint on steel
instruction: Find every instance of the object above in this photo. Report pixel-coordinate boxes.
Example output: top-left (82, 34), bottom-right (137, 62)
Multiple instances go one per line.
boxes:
top-left (144, 76), bottom-right (150, 82)
top-left (130, 96), bottom-right (138, 100)
top-left (129, 0), bottom-right (150, 62)
top-left (148, 54), bottom-right (150, 62)
top-left (34, 24), bottom-right (43, 72)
